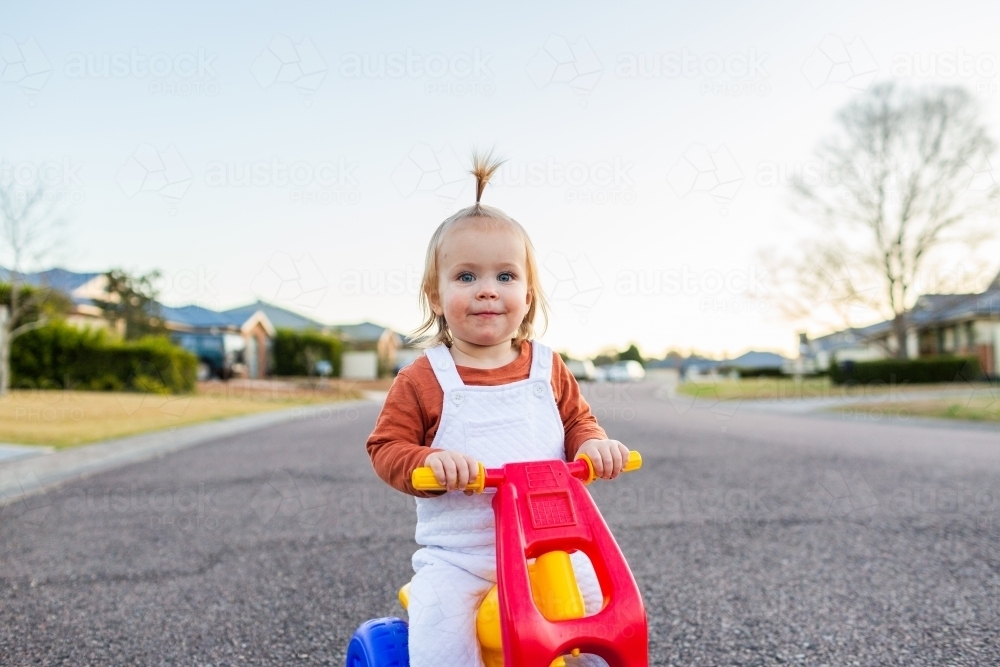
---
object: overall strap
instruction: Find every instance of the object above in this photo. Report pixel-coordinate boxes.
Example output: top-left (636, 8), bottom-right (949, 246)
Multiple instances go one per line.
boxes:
top-left (424, 345), bottom-right (465, 391)
top-left (528, 341), bottom-right (554, 382)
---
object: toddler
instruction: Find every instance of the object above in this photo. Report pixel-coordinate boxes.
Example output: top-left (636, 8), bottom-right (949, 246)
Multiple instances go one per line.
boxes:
top-left (366, 151), bottom-right (629, 667)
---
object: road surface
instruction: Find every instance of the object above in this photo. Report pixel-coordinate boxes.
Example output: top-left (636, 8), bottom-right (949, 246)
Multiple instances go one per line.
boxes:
top-left (2, 384), bottom-right (998, 666)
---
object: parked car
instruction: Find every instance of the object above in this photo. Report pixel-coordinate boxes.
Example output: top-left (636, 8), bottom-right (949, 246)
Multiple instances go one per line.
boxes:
top-left (565, 359), bottom-right (597, 381)
top-left (171, 332), bottom-right (247, 380)
top-left (606, 360), bottom-right (646, 382)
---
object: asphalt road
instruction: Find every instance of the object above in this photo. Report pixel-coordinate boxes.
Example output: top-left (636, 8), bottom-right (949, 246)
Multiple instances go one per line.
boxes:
top-left (2, 383), bottom-right (999, 666)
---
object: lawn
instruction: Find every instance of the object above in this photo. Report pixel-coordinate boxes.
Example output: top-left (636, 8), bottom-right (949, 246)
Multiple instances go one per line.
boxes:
top-left (0, 379), bottom-right (364, 448)
top-left (835, 393), bottom-right (1000, 423)
top-left (675, 376), bottom-right (993, 402)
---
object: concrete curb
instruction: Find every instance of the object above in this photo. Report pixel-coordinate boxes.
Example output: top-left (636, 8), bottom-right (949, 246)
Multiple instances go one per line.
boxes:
top-left (0, 398), bottom-right (375, 503)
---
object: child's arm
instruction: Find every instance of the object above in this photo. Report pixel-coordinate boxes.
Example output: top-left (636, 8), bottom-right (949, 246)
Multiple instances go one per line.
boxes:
top-left (366, 372), bottom-right (446, 497)
top-left (550, 352), bottom-right (630, 479)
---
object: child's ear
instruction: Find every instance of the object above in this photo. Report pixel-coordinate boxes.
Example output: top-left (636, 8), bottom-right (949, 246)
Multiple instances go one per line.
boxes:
top-left (428, 290), bottom-right (444, 316)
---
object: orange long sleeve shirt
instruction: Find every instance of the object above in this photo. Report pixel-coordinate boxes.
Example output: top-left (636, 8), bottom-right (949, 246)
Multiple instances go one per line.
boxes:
top-left (366, 341), bottom-right (608, 497)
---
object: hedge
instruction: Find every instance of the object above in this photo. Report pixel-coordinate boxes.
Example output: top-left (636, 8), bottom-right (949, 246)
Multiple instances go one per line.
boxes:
top-left (731, 367), bottom-right (785, 378)
top-left (272, 328), bottom-right (342, 377)
top-left (830, 356), bottom-right (982, 385)
top-left (11, 322), bottom-right (197, 393)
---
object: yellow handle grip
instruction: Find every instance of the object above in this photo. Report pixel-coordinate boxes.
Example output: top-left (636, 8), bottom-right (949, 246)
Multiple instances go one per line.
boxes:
top-left (578, 450), bottom-right (642, 484)
top-left (411, 451), bottom-right (642, 491)
top-left (411, 462), bottom-right (486, 493)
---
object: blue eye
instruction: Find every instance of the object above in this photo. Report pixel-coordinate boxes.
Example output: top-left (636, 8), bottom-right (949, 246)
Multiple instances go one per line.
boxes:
top-left (458, 272), bottom-right (475, 282)
top-left (498, 272), bottom-right (514, 282)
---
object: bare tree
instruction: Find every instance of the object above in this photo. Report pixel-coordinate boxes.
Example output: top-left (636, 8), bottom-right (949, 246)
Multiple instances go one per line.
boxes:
top-left (790, 82), bottom-right (998, 358)
top-left (0, 180), bottom-right (64, 396)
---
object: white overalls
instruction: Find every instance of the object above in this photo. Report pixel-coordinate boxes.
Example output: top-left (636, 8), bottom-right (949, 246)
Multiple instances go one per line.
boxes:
top-left (406, 342), bottom-right (608, 667)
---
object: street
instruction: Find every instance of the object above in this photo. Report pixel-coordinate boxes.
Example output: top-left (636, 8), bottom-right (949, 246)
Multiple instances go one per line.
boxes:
top-left (2, 383), bottom-right (999, 666)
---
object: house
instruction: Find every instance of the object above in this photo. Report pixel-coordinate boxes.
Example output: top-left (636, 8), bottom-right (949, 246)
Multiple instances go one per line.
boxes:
top-left (0, 267), bottom-right (279, 379)
top-left (332, 322), bottom-right (405, 379)
top-left (0, 267), bottom-right (116, 332)
top-left (684, 355), bottom-right (723, 379)
top-left (224, 304), bottom-right (414, 379)
top-left (719, 351), bottom-right (790, 376)
top-left (2, 266), bottom-right (414, 379)
top-left (222, 300), bottom-right (330, 333)
top-left (799, 269), bottom-right (1000, 377)
top-left (159, 304), bottom-right (275, 380)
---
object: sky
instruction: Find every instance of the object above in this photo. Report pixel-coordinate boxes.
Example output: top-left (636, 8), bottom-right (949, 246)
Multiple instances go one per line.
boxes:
top-left (3, 0), bottom-right (1000, 359)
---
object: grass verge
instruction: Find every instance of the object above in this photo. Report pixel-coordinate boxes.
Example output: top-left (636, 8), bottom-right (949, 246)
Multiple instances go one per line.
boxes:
top-left (0, 378), bottom-right (363, 448)
top-left (833, 394), bottom-right (1000, 423)
top-left (675, 377), bottom-right (994, 402)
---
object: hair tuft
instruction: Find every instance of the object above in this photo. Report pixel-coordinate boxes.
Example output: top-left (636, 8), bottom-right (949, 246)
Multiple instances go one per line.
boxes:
top-left (471, 148), bottom-right (505, 203)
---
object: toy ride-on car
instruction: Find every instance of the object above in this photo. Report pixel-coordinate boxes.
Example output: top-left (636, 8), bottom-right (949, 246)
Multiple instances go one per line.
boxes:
top-left (346, 451), bottom-right (648, 667)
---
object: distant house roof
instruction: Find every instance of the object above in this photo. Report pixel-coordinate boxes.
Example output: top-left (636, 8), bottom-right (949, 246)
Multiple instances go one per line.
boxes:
top-left (682, 355), bottom-right (721, 373)
top-left (221, 300), bottom-right (326, 331)
top-left (0, 267), bottom-right (110, 314)
top-left (724, 351), bottom-right (788, 370)
top-left (807, 272), bottom-right (1000, 356)
top-left (644, 358), bottom-right (679, 370)
top-left (811, 320), bottom-right (894, 352)
top-left (159, 303), bottom-right (276, 336)
top-left (0, 267), bottom-right (103, 292)
top-left (159, 304), bottom-right (243, 329)
top-left (333, 321), bottom-right (396, 343)
top-left (909, 289), bottom-right (1000, 325)
top-left (0, 266), bottom-right (105, 303)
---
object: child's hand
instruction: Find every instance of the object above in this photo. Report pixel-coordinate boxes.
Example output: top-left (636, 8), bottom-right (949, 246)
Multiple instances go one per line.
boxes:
top-left (424, 450), bottom-right (480, 493)
top-left (575, 439), bottom-right (630, 480)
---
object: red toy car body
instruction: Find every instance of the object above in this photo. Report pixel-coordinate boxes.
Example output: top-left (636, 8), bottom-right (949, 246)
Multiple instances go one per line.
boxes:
top-left (490, 456), bottom-right (648, 666)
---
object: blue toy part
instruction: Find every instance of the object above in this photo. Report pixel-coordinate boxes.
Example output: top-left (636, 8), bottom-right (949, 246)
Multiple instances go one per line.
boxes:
top-left (345, 617), bottom-right (409, 667)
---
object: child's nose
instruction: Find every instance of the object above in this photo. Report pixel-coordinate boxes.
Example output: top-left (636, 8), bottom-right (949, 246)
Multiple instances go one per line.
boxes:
top-left (477, 282), bottom-right (499, 298)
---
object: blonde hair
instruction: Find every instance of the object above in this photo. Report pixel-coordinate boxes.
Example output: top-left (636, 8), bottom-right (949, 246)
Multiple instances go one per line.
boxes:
top-left (413, 150), bottom-right (549, 348)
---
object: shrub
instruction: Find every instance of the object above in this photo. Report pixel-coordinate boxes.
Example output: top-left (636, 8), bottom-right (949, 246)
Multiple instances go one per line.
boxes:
top-left (11, 323), bottom-right (197, 393)
top-left (272, 328), bottom-right (343, 377)
top-left (732, 367), bottom-right (785, 378)
top-left (830, 356), bottom-right (982, 385)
